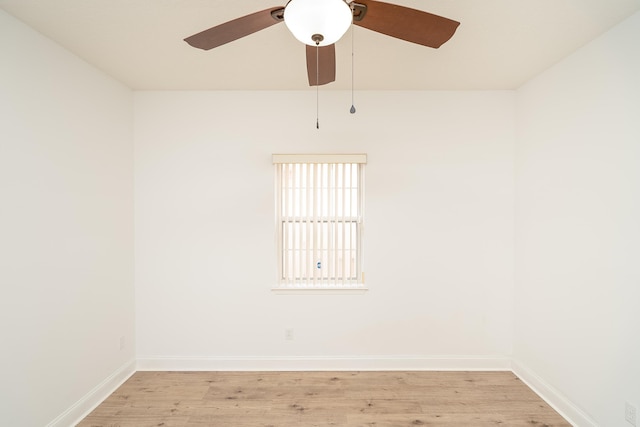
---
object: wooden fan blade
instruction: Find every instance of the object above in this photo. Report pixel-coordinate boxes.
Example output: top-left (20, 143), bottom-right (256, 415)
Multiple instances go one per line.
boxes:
top-left (184, 7), bottom-right (284, 50)
top-left (353, 0), bottom-right (459, 48)
top-left (306, 44), bottom-right (336, 86)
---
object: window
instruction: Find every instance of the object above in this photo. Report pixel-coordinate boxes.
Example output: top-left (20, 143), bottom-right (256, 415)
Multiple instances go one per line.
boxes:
top-left (273, 154), bottom-right (366, 290)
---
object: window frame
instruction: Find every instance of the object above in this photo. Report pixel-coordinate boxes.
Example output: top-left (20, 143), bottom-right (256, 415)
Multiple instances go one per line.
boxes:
top-left (273, 154), bottom-right (367, 292)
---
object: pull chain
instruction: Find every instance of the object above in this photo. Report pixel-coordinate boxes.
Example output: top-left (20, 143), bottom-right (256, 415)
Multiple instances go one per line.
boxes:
top-left (311, 33), bottom-right (324, 129)
top-left (350, 23), bottom-right (356, 114)
top-left (316, 41), bottom-right (320, 129)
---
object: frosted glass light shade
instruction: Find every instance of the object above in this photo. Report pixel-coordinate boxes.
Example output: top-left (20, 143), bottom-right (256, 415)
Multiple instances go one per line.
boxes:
top-left (284, 0), bottom-right (353, 46)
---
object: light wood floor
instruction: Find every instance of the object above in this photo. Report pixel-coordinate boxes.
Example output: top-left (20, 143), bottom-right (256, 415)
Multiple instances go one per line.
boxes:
top-left (78, 371), bottom-right (570, 426)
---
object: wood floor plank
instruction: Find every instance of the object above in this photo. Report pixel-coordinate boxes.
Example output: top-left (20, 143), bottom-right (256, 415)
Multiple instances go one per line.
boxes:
top-left (78, 415), bottom-right (189, 427)
top-left (270, 398), bottom-right (423, 415)
top-left (77, 371), bottom-right (571, 427)
top-left (346, 412), bottom-right (568, 426)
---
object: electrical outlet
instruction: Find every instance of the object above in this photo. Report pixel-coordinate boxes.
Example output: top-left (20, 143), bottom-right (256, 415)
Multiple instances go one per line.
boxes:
top-left (626, 402), bottom-right (637, 426)
top-left (119, 336), bottom-right (125, 350)
top-left (285, 328), bottom-right (294, 341)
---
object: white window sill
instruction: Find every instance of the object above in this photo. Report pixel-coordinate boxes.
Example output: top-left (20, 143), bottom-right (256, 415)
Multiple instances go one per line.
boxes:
top-left (271, 287), bottom-right (369, 295)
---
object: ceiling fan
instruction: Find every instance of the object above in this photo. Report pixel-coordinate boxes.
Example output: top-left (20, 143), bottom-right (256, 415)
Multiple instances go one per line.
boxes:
top-left (184, 0), bottom-right (460, 86)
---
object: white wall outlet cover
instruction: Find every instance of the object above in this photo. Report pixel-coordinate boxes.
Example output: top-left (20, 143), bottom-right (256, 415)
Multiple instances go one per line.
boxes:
top-left (285, 329), bottom-right (294, 340)
top-left (626, 402), bottom-right (637, 426)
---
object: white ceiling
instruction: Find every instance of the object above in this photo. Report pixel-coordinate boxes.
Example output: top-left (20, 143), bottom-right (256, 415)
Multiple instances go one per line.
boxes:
top-left (2, 0), bottom-right (639, 90)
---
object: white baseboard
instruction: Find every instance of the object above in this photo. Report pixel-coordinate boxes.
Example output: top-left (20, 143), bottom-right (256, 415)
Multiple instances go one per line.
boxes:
top-left (46, 359), bottom-right (136, 427)
top-left (136, 355), bottom-right (512, 371)
top-left (512, 360), bottom-right (598, 427)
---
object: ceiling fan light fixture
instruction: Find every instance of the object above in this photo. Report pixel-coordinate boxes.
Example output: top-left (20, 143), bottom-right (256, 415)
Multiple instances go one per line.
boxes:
top-left (284, 0), bottom-right (353, 46)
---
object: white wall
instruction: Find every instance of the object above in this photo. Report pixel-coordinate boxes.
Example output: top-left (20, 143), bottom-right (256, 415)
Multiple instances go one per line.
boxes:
top-left (134, 90), bottom-right (515, 367)
top-left (514, 11), bottom-right (640, 427)
top-left (0, 10), bottom-right (134, 427)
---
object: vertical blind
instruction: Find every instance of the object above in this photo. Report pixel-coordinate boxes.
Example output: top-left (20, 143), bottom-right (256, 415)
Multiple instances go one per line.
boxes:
top-left (273, 154), bottom-right (366, 288)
